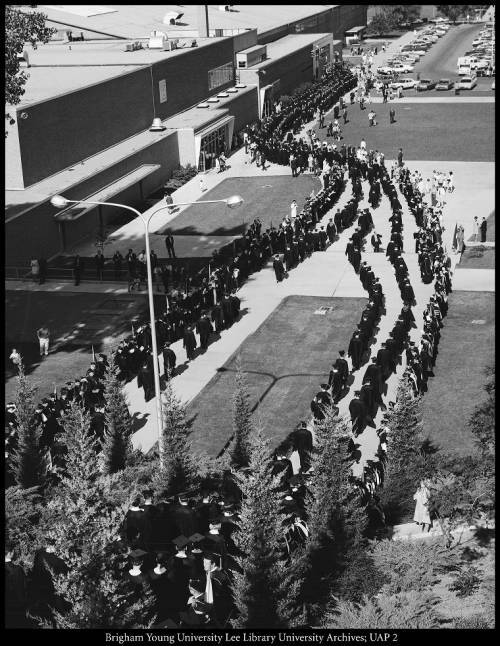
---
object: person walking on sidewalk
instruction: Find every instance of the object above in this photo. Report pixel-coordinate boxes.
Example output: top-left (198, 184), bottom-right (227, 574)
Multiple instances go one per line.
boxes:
top-left (389, 107), bottom-right (396, 124)
top-left (480, 217), bottom-right (487, 242)
top-left (37, 326), bottom-right (50, 358)
top-left (73, 254), bottom-right (84, 286)
top-left (94, 250), bottom-right (105, 281)
top-left (397, 147), bottom-right (404, 167)
top-left (472, 216), bottom-right (479, 242)
top-left (368, 109), bottom-right (376, 126)
top-left (165, 233), bottom-right (176, 258)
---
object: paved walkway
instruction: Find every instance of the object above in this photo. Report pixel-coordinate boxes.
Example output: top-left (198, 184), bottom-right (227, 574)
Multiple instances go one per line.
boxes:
top-left (367, 95), bottom-right (495, 103)
top-left (452, 268), bottom-right (495, 291)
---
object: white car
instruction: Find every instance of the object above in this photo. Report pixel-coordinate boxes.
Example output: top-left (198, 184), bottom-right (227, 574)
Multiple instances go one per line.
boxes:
top-left (455, 76), bottom-right (477, 90)
top-left (376, 66), bottom-right (394, 75)
top-left (391, 62), bottom-right (415, 73)
top-left (389, 77), bottom-right (416, 90)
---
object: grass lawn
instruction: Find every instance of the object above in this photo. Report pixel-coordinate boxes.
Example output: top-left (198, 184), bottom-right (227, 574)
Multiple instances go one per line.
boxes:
top-left (421, 291), bottom-right (494, 457)
top-left (186, 295), bottom-right (366, 457)
top-left (458, 246), bottom-right (495, 269)
top-left (4, 291), bottom-right (147, 402)
top-left (157, 175), bottom-right (321, 237)
top-left (317, 102), bottom-right (495, 162)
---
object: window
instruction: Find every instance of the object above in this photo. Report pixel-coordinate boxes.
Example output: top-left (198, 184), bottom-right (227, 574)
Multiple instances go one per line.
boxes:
top-left (208, 62), bottom-right (234, 91)
top-left (159, 79), bottom-right (167, 103)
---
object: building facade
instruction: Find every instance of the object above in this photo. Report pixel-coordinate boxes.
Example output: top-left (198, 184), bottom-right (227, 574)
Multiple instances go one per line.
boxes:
top-left (5, 5), bottom-right (367, 266)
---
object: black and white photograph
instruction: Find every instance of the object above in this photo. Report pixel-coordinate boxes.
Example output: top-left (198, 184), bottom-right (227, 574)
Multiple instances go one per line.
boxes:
top-left (5, 3), bottom-right (495, 634)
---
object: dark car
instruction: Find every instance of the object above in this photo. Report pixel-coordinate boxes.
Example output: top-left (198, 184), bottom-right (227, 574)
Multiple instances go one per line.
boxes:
top-left (416, 78), bottom-right (436, 91)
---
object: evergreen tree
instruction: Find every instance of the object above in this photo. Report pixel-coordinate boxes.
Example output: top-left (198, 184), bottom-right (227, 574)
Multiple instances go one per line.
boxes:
top-left (5, 485), bottom-right (44, 570)
top-left (231, 356), bottom-right (253, 468)
top-left (9, 363), bottom-right (47, 489)
top-left (324, 591), bottom-right (441, 629)
top-left (101, 352), bottom-right (134, 474)
top-left (297, 406), bottom-right (368, 622)
top-left (152, 378), bottom-right (197, 498)
top-left (231, 429), bottom-right (302, 628)
top-left (6, 5), bottom-right (55, 130)
top-left (39, 402), bottom-right (156, 628)
top-left (378, 379), bottom-right (434, 525)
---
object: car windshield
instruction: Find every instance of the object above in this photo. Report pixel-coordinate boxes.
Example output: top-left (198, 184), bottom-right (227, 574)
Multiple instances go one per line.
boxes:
top-left (438, 80), bottom-right (449, 83)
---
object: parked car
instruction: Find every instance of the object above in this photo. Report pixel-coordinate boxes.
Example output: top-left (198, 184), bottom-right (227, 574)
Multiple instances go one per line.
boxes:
top-left (416, 78), bottom-right (436, 91)
top-left (435, 78), bottom-right (453, 90)
top-left (390, 62), bottom-right (415, 73)
top-left (409, 48), bottom-right (428, 56)
top-left (389, 77), bottom-right (416, 90)
top-left (376, 66), bottom-right (394, 76)
top-left (455, 75), bottom-right (477, 90)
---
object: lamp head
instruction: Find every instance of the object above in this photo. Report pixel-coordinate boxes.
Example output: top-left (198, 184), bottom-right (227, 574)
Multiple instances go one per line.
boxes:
top-left (50, 195), bottom-right (69, 208)
top-left (225, 195), bottom-right (244, 209)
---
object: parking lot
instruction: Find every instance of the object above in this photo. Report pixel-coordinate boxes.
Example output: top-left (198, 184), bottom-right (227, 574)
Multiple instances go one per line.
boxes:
top-left (375, 22), bottom-right (494, 97)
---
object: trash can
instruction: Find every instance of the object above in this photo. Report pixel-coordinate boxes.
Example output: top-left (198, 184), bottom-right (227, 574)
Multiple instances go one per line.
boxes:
top-left (454, 87), bottom-right (460, 96)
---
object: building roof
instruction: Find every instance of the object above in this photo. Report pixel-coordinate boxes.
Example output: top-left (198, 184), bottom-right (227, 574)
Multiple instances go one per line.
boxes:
top-left (12, 36), bottom-right (226, 107)
top-left (164, 85), bottom-right (256, 131)
top-left (29, 5), bottom-right (338, 40)
top-left (14, 63), bottom-right (143, 107)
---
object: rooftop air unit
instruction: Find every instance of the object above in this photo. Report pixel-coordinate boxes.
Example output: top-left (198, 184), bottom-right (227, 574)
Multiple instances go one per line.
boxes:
top-left (149, 30), bottom-right (168, 49)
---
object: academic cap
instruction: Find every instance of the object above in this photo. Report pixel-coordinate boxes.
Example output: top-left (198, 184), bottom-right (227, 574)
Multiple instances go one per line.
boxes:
top-left (172, 535), bottom-right (189, 550)
top-left (129, 548), bottom-right (147, 561)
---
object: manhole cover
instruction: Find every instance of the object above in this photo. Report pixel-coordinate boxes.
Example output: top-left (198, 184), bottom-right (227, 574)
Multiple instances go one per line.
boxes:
top-left (314, 306), bottom-right (334, 315)
top-left (471, 319), bottom-right (486, 325)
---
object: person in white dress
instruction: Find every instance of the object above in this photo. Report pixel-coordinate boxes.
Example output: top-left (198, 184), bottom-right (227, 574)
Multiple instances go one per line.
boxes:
top-left (290, 200), bottom-right (298, 219)
top-left (447, 171), bottom-right (454, 192)
top-left (413, 479), bottom-right (432, 531)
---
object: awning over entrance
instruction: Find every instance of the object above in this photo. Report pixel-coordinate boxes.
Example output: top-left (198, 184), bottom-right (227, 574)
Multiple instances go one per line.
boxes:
top-left (54, 164), bottom-right (161, 221)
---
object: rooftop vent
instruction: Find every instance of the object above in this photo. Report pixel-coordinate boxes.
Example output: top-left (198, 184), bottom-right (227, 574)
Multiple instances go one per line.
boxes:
top-left (125, 41), bottom-right (143, 52)
top-left (163, 11), bottom-right (184, 25)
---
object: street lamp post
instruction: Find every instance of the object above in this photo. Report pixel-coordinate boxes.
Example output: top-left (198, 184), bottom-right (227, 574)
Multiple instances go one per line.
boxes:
top-left (50, 193), bottom-right (243, 468)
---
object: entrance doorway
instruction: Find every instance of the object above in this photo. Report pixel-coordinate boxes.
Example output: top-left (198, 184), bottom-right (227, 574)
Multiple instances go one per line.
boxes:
top-left (198, 123), bottom-right (230, 171)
